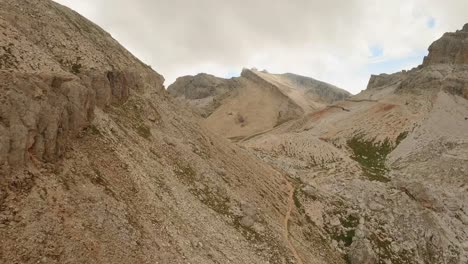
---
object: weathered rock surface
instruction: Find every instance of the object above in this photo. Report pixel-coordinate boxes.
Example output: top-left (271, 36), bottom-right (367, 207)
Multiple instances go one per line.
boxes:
top-left (423, 23), bottom-right (468, 66)
top-left (366, 71), bottom-right (407, 90)
top-left (280, 72), bottom-right (351, 103)
top-left (168, 73), bottom-right (231, 100)
top-left (0, 1), bottom-right (346, 264)
top-left (168, 73), bottom-right (236, 117)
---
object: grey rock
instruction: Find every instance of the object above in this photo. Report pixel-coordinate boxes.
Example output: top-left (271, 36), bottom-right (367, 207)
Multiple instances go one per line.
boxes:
top-left (348, 239), bottom-right (377, 264)
top-left (423, 24), bottom-right (468, 66)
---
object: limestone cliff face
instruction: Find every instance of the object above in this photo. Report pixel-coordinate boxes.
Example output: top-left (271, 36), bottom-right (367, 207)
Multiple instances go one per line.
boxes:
top-left (367, 24), bottom-right (468, 97)
top-left (366, 72), bottom-right (407, 90)
top-left (423, 23), bottom-right (468, 66)
top-left (0, 0), bottom-right (164, 168)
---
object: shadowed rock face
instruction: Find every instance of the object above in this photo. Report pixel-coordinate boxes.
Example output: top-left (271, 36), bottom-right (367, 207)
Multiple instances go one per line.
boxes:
top-left (423, 23), bottom-right (468, 66)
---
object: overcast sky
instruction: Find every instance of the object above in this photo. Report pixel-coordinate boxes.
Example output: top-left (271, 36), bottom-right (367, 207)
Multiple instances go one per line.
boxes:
top-left (54, 0), bottom-right (467, 94)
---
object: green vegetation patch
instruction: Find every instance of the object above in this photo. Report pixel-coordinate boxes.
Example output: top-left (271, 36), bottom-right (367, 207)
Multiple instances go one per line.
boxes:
top-left (396, 131), bottom-right (409, 146)
top-left (347, 132), bottom-right (409, 182)
top-left (347, 135), bottom-right (393, 182)
top-left (71, 62), bottom-right (82, 74)
top-left (334, 229), bottom-right (355, 247)
top-left (329, 214), bottom-right (359, 248)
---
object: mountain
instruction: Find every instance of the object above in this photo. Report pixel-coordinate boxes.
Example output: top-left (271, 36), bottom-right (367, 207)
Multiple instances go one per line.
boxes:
top-left (167, 73), bottom-right (235, 117)
top-left (422, 23), bottom-right (468, 66)
top-left (0, 1), bottom-right (346, 263)
top-left (241, 24), bottom-right (468, 264)
top-left (168, 68), bottom-right (350, 140)
top-left (2, 1), bottom-right (466, 263)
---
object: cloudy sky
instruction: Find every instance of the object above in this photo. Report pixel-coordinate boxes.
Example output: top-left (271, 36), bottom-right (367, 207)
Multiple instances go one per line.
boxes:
top-left (54, 0), bottom-right (467, 94)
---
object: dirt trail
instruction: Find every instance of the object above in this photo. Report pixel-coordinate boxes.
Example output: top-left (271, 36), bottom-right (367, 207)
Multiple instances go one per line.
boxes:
top-left (283, 179), bottom-right (304, 264)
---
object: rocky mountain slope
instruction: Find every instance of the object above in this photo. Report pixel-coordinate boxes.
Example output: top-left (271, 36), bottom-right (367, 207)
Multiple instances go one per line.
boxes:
top-left (169, 68), bottom-right (350, 140)
top-left (167, 73), bottom-right (236, 117)
top-left (241, 24), bottom-right (468, 264)
top-left (0, 1), bottom-right (347, 263)
top-left (423, 23), bottom-right (468, 66)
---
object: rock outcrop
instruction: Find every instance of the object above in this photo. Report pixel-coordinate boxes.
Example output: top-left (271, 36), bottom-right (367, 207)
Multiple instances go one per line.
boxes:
top-left (168, 73), bottom-right (231, 100)
top-left (423, 23), bottom-right (468, 66)
top-left (366, 71), bottom-right (407, 90)
top-left (167, 73), bottom-right (235, 117)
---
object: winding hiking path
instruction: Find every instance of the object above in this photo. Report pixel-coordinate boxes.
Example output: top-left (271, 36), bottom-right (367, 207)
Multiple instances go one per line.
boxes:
top-left (283, 179), bottom-right (304, 264)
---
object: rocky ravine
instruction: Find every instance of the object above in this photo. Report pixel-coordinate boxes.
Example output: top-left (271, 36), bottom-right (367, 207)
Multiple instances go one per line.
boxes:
top-left (169, 68), bottom-right (350, 140)
top-left (0, 1), bottom-right (347, 264)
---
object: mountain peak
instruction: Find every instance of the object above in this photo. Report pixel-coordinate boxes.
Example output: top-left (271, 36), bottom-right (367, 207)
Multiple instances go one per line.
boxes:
top-left (462, 23), bottom-right (468, 32)
top-left (423, 23), bottom-right (468, 66)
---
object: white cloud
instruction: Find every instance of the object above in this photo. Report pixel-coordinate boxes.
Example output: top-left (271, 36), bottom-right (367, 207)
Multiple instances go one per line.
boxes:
top-left (53, 0), bottom-right (467, 94)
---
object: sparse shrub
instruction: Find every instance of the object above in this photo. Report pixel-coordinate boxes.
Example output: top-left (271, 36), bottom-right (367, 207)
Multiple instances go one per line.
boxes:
top-left (71, 62), bottom-right (82, 74)
top-left (136, 124), bottom-right (151, 139)
top-left (237, 113), bottom-right (245, 123)
top-left (396, 131), bottom-right (409, 145)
